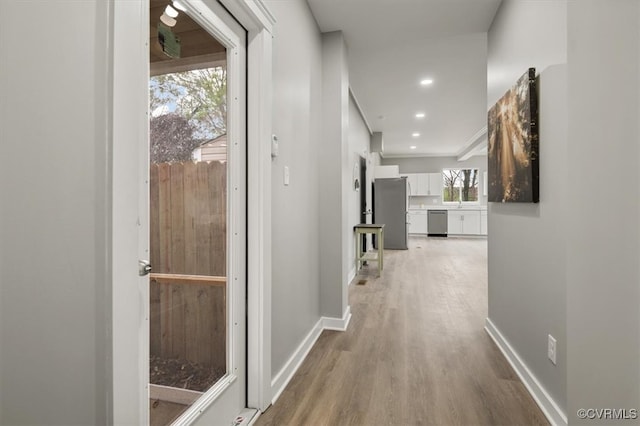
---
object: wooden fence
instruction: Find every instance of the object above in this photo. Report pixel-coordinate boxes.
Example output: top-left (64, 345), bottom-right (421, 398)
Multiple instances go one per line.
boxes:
top-left (150, 162), bottom-right (227, 276)
top-left (149, 161), bottom-right (227, 371)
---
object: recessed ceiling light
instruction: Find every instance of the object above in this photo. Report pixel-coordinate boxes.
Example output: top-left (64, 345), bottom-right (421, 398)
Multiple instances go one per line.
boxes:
top-left (420, 79), bottom-right (434, 86)
top-left (410, 146), bottom-right (417, 150)
top-left (415, 112), bottom-right (425, 118)
top-left (412, 132), bottom-right (420, 137)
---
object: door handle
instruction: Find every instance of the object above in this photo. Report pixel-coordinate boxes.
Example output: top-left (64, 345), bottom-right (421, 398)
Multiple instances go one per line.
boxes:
top-left (138, 260), bottom-right (152, 276)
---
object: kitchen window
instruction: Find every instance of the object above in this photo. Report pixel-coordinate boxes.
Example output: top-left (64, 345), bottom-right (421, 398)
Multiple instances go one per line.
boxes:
top-left (443, 168), bottom-right (479, 203)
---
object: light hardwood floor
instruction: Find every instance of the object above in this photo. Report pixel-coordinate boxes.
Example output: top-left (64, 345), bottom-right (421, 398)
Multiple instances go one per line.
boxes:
top-left (256, 236), bottom-right (549, 426)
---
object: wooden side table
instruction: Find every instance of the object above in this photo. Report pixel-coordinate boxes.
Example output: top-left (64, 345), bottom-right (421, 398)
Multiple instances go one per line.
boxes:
top-left (354, 224), bottom-right (384, 276)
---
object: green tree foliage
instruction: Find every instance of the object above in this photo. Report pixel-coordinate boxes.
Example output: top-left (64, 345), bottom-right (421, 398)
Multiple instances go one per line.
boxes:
top-left (150, 67), bottom-right (227, 140)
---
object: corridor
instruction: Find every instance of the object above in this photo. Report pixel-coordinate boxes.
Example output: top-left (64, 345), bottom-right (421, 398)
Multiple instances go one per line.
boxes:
top-left (257, 237), bottom-right (548, 426)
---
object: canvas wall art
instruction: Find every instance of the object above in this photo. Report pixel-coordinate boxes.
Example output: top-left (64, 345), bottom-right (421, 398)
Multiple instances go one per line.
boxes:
top-left (487, 68), bottom-right (539, 203)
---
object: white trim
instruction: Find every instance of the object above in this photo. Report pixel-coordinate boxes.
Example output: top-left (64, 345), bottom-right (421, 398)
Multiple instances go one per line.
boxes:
top-left (221, 0), bottom-right (275, 34)
top-left (349, 89), bottom-right (373, 136)
top-left (270, 319), bottom-right (324, 404)
top-left (457, 126), bottom-right (488, 162)
top-left (173, 374), bottom-right (239, 425)
top-left (348, 267), bottom-right (356, 285)
top-left (247, 412), bottom-right (261, 426)
top-left (218, 0), bottom-right (274, 413)
top-left (244, 10), bottom-right (274, 414)
top-left (236, 408), bottom-right (259, 426)
top-left (322, 305), bottom-right (352, 331)
top-left (111, 1), bottom-right (150, 424)
top-left (485, 318), bottom-right (568, 426)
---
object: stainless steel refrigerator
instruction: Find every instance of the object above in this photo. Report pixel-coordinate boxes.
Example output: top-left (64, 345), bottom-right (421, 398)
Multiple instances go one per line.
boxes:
top-left (373, 177), bottom-right (408, 250)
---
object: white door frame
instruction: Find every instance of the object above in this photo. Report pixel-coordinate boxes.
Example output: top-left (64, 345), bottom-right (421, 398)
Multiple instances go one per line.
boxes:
top-left (110, 0), bottom-right (274, 423)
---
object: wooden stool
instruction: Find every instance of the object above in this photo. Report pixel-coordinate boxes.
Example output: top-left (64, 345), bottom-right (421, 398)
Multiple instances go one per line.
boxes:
top-left (354, 224), bottom-right (384, 276)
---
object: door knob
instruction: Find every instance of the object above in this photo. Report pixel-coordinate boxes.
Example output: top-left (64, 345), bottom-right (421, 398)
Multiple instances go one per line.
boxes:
top-left (138, 260), bottom-right (152, 276)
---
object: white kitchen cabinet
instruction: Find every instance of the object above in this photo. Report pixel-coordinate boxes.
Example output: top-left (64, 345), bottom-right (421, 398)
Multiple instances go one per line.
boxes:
top-left (417, 174), bottom-right (429, 195)
top-left (427, 172), bottom-right (443, 196)
top-left (481, 210), bottom-right (488, 235)
top-left (405, 173), bottom-right (440, 196)
top-left (407, 174), bottom-right (428, 195)
top-left (447, 210), bottom-right (481, 235)
top-left (464, 211), bottom-right (481, 235)
top-left (404, 174), bottom-right (418, 195)
top-left (447, 210), bottom-right (464, 234)
top-left (407, 212), bottom-right (415, 233)
top-left (408, 212), bottom-right (428, 234)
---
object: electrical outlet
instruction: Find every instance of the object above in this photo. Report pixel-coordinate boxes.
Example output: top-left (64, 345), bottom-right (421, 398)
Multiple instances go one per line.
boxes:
top-left (548, 334), bottom-right (557, 365)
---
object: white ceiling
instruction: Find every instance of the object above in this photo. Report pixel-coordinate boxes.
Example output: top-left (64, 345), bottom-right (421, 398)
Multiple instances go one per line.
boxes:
top-left (307, 0), bottom-right (502, 157)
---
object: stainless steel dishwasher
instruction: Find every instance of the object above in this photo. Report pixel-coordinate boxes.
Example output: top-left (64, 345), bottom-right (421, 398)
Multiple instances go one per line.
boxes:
top-left (427, 210), bottom-right (448, 236)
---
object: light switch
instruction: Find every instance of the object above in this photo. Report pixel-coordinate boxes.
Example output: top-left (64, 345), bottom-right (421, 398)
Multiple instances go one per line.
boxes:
top-left (284, 166), bottom-right (290, 186)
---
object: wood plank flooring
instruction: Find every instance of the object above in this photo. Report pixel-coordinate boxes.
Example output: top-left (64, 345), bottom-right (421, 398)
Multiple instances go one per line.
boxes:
top-left (256, 236), bottom-right (549, 426)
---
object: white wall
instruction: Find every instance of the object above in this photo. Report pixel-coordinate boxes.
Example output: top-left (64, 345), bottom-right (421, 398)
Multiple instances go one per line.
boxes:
top-left (566, 1), bottom-right (640, 423)
top-left (487, 0), bottom-right (569, 418)
top-left (371, 152), bottom-right (382, 168)
top-left (320, 31), bottom-right (350, 320)
top-left (348, 95), bottom-right (372, 278)
top-left (489, 2), bottom-right (640, 424)
top-left (0, 1), bottom-right (111, 424)
top-left (266, 0), bottom-right (324, 375)
top-left (487, 1), bottom-right (567, 107)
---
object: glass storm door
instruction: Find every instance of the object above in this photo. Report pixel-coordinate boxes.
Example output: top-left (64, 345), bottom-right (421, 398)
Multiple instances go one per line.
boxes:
top-left (147, 0), bottom-right (247, 424)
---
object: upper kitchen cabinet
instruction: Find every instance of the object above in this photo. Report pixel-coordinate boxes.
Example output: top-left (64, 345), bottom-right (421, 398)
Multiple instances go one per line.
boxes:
top-left (427, 173), bottom-right (443, 196)
top-left (406, 173), bottom-right (426, 195)
top-left (404, 174), bottom-right (416, 194)
top-left (404, 173), bottom-right (442, 196)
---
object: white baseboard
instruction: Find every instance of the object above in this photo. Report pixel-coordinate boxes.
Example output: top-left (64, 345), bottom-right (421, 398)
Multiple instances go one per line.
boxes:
top-left (485, 318), bottom-right (568, 426)
top-left (270, 318), bottom-right (323, 404)
top-left (270, 306), bottom-right (352, 404)
top-left (322, 305), bottom-right (352, 331)
top-left (348, 267), bottom-right (356, 286)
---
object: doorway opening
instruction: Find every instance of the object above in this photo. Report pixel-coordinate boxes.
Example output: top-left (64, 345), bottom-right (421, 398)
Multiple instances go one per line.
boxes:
top-left (359, 155), bottom-right (368, 250)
